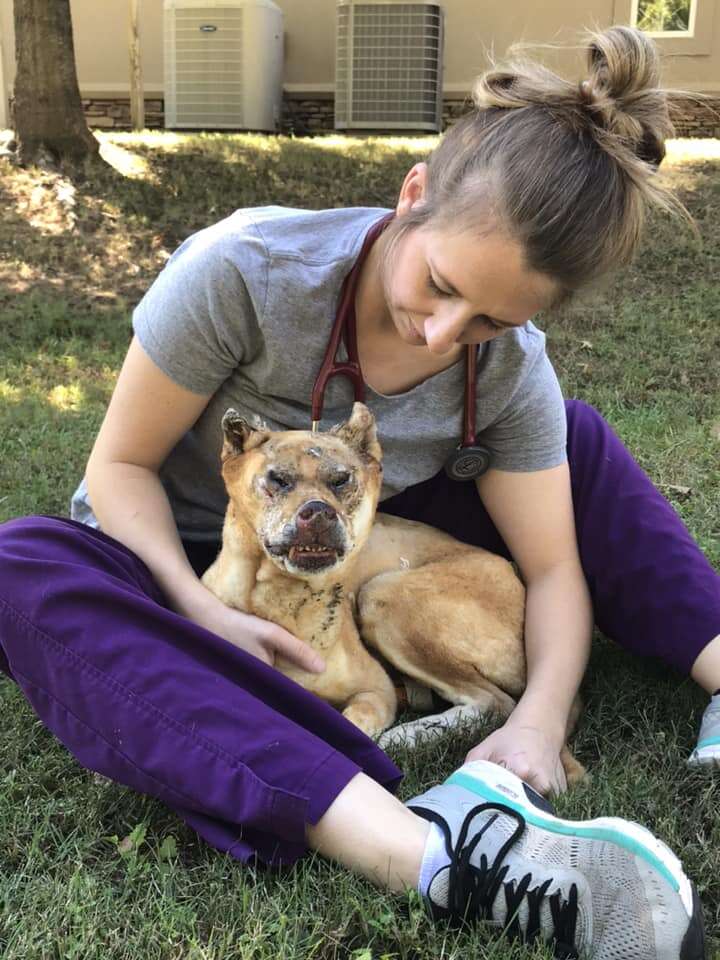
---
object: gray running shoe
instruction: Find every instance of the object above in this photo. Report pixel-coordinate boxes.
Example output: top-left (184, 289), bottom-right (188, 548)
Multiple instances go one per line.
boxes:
top-left (688, 694), bottom-right (720, 767)
top-left (407, 760), bottom-right (705, 959)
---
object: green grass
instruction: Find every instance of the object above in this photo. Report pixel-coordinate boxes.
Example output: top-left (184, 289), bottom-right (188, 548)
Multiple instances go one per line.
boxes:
top-left (1, 132), bottom-right (719, 957)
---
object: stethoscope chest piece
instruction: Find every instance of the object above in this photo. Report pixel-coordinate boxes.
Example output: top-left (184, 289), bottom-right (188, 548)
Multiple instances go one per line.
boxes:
top-left (444, 443), bottom-right (492, 481)
top-left (442, 341), bottom-right (492, 480)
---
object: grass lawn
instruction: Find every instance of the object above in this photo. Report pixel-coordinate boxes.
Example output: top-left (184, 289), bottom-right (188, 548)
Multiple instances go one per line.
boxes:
top-left (1, 131), bottom-right (719, 958)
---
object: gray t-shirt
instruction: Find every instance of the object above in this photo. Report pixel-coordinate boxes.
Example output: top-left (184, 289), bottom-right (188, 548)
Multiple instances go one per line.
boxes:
top-left (71, 205), bottom-right (567, 541)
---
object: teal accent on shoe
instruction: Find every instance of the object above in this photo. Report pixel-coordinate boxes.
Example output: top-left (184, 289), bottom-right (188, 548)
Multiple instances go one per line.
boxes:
top-left (447, 770), bottom-right (679, 894)
top-left (696, 736), bottom-right (720, 750)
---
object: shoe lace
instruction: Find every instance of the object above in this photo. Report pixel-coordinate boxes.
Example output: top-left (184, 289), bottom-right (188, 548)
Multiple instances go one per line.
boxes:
top-left (413, 801), bottom-right (580, 958)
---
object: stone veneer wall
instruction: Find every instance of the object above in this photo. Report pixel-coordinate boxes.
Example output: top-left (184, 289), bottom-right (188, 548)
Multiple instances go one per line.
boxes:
top-left (81, 98), bottom-right (165, 129)
top-left (671, 96), bottom-right (720, 137)
top-left (283, 93), bottom-right (720, 136)
top-left (65, 94), bottom-right (720, 138)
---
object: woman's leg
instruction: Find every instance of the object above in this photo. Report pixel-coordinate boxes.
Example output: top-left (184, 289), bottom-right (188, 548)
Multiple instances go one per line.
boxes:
top-left (0, 515), bottom-right (401, 866)
top-left (565, 400), bottom-right (720, 684)
top-left (0, 517), bottom-right (703, 954)
top-left (565, 400), bottom-right (720, 766)
top-left (380, 399), bottom-right (720, 685)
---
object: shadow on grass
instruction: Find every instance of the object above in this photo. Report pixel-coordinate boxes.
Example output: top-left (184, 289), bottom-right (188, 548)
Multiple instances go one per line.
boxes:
top-left (0, 133), bottom-right (717, 348)
top-left (0, 134), bottom-right (430, 344)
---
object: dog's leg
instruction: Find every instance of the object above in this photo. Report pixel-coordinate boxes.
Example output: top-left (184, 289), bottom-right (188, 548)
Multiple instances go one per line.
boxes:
top-left (342, 685), bottom-right (397, 739)
top-left (376, 698), bottom-right (499, 750)
top-left (560, 697), bottom-right (588, 785)
top-left (358, 560), bottom-right (587, 782)
top-left (560, 744), bottom-right (588, 786)
top-left (358, 560), bottom-right (524, 713)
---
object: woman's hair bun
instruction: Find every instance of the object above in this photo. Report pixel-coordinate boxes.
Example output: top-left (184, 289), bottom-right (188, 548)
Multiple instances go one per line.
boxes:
top-left (582, 26), bottom-right (671, 166)
top-left (472, 26), bottom-right (673, 169)
top-left (586, 25), bottom-right (661, 100)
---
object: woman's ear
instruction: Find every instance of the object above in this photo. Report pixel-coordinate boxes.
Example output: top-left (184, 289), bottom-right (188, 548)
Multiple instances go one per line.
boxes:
top-left (396, 162), bottom-right (428, 216)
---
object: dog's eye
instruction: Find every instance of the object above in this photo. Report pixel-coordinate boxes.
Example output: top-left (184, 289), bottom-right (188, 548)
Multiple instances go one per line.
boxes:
top-left (267, 470), bottom-right (292, 490)
top-left (330, 472), bottom-right (351, 489)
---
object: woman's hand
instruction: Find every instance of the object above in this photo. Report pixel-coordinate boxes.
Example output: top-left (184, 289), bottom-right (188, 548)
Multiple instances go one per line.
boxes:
top-left (465, 719), bottom-right (567, 797)
top-left (191, 594), bottom-right (326, 675)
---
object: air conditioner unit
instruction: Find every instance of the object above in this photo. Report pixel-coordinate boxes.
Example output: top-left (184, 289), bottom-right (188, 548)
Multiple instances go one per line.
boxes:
top-left (164, 0), bottom-right (283, 131)
top-left (335, 1), bottom-right (444, 132)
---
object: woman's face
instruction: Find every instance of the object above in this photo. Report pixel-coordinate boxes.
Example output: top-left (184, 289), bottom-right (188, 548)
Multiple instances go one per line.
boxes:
top-left (384, 164), bottom-right (559, 356)
top-left (383, 224), bottom-right (559, 356)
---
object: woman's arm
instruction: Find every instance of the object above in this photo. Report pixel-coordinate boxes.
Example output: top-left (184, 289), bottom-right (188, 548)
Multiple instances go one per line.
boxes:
top-left (85, 335), bottom-right (325, 674)
top-left (467, 462), bottom-right (592, 795)
top-left (86, 336), bottom-right (214, 615)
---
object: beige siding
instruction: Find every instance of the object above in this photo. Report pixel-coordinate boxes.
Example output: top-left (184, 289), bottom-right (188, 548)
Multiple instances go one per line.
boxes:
top-left (0, 0), bottom-right (165, 100)
top-left (70, 0), bottom-right (165, 95)
top-left (0, 11), bottom-right (7, 127)
top-left (1, 0), bottom-right (718, 109)
top-left (280, 0), bottom-right (720, 93)
top-left (1, 2), bottom-right (13, 123)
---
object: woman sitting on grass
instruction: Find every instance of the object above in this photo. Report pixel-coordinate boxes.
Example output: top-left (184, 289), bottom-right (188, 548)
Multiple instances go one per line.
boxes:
top-left (0, 25), bottom-right (715, 960)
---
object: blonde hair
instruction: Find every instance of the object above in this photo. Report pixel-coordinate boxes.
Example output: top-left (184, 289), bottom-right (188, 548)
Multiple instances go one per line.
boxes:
top-left (385, 26), bottom-right (692, 304)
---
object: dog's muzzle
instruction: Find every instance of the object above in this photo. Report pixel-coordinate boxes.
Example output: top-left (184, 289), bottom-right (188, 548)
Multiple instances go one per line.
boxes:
top-left (265, 500), bottom-right (347, 573)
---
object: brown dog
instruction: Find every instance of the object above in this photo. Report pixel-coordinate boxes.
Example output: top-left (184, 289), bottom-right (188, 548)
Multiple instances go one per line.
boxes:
top-left (202, 402), bottom-right (585, 785)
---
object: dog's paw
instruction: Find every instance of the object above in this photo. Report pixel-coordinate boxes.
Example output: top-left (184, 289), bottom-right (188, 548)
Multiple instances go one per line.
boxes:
top-left (376, 704), bottom-right (487, 750)
top-left (560, 746), bottom-right (589, 787)
top-left (342, 703), bottom-right (388, 739)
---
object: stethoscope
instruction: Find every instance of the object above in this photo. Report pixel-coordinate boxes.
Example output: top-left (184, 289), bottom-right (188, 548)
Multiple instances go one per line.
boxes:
top-left (310, 213), bottom-right (492, 481)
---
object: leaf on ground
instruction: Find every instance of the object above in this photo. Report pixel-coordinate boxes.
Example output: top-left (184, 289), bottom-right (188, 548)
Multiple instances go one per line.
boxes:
top-left (665, 484), bottom-right (692, 498)
top-left (117, 835), bottom-right (134, 855)
top-left (158, 835), bottom-right (178, 860)
top-left (117, 822), bottom-right (147, 855)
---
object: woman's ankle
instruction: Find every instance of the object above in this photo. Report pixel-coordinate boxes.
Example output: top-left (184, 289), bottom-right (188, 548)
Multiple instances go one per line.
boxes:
top-left (690, 633), bottom-right (720, 694)
top-left (306, 772), bottom-right (430, 892)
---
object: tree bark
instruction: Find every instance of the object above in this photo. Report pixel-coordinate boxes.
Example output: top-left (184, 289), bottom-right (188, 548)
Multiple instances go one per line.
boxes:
top-left (14, 0), bottom-right (100, 166)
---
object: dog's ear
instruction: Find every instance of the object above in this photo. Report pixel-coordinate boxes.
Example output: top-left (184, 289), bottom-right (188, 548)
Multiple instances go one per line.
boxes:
top-left (331, 402), bottom-right (382, 462)
top-left (221, 409), bottom-right (270, 461)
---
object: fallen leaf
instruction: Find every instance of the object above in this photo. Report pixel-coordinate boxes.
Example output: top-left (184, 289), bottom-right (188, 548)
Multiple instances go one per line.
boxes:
top-left (117, 835), bottom-right (134, 855)
top-left (158, 836), bottom-right (178, 860)
top-left (666, 484), bottom-right (692, 498)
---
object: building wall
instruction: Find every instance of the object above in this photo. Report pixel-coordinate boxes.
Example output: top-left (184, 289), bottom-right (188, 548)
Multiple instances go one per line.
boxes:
top-left (0, 2), bottom-right (12, 124)
top-left (0, 13), bottom-right (7, 128)
top-left (1, 0), bottom-right (718, 128)
top-left (0, 0), bottom-right (165, 106)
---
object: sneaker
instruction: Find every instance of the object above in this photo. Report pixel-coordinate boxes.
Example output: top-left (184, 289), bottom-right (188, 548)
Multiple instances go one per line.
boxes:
top-left (407, 760), bottom-right (705, 959)
top-left (688, 693), bottom-right (720, 767)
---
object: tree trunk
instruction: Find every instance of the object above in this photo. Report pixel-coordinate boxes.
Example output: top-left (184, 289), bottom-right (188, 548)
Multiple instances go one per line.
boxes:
top-left (14, 0), bottom-right (100, 166)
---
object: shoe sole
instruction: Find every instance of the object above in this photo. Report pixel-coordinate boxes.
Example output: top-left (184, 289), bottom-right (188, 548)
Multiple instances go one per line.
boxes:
top-left (446, 761), bottom-right (698, 921)
top-left (687, 745), bottom-right (720, 766)
top-left (681, 884), bottom-right (707, 960)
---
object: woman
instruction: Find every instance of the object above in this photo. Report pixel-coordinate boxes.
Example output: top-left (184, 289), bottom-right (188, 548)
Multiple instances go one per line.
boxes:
top-left (0, 25), bottom-right (713, 959)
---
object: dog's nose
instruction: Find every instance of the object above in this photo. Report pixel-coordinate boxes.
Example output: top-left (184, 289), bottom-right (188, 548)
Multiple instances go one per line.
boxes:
top-left (297, 500), bottom-right (337, 530)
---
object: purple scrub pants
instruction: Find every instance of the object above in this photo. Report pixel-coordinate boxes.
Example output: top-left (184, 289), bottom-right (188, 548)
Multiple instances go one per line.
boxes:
top-left (0, 400), bottom-right (719, 866)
